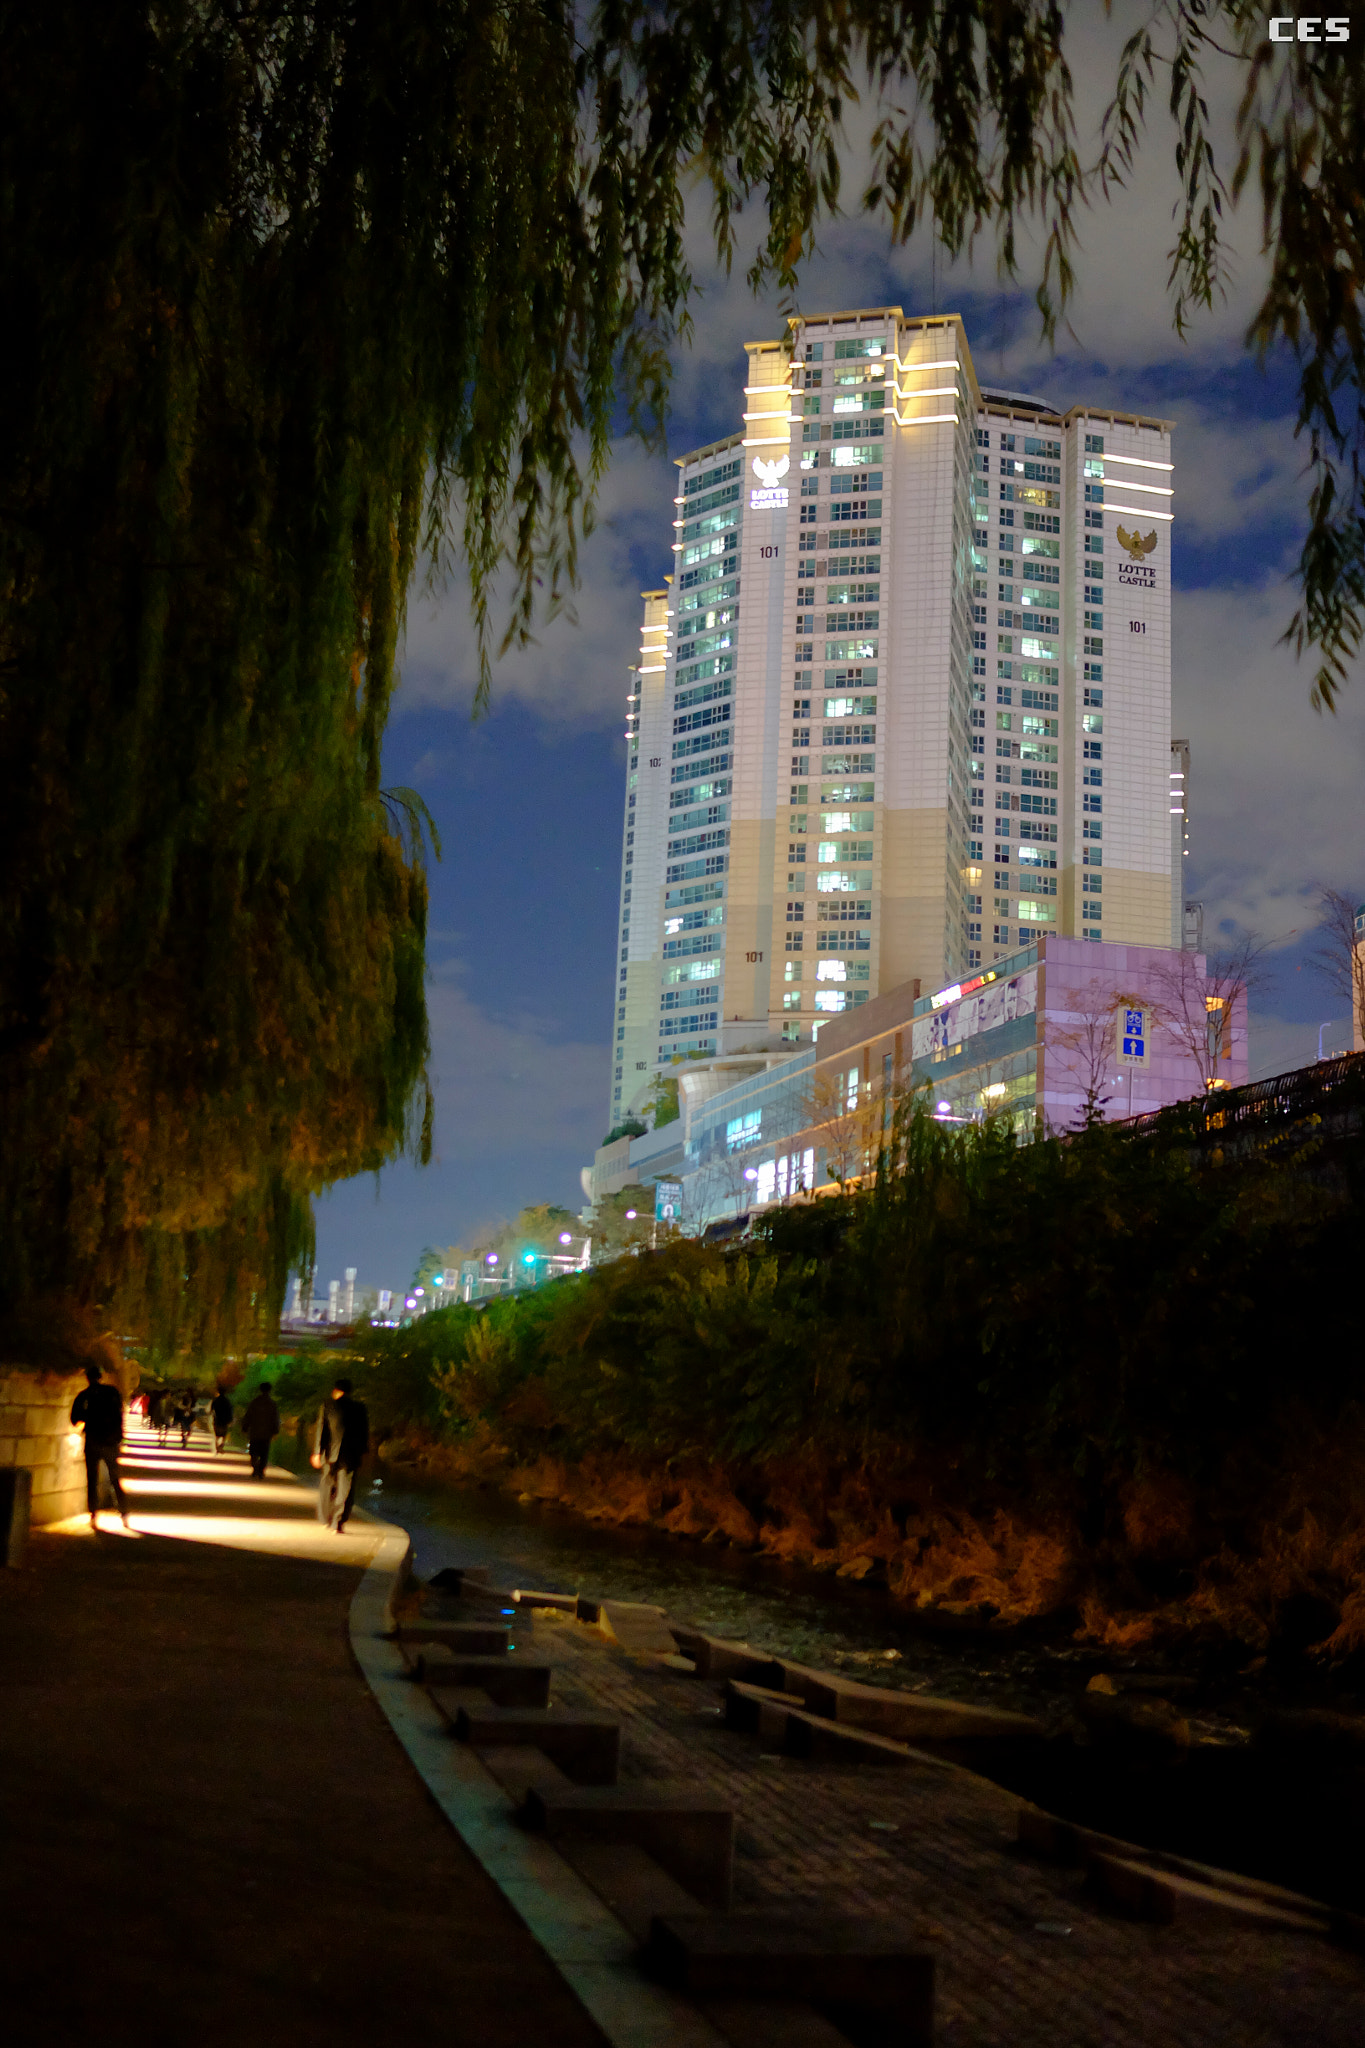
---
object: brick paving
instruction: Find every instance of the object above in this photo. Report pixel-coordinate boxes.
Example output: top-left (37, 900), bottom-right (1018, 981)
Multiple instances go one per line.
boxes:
top-left (516, 1605), bottom-right (1364, 2048)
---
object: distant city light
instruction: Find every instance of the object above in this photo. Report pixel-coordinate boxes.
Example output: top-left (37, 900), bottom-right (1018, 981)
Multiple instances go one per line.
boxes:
top-left (936, 1100), bottom-right (951, 1113)
top-left (522, 1250), bottom-right (536, 1265)
top-left (625, 1209), bottom-right (637, 1219)
top-left (743, 1167), bottom-right (758, 1181)
top-left (432, 1272), bottom-right (444, 1286)
top-left (413, 1286), bottom-right (424, 1296)
top-left (558, 1231), bottom-right (572, 1245)
top-left (486, 1252), bottom-right (498, 1265)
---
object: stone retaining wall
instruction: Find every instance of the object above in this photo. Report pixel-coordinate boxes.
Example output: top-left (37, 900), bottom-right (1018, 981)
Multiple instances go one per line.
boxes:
top-left (0, 1370), bottom-right (89, 1525)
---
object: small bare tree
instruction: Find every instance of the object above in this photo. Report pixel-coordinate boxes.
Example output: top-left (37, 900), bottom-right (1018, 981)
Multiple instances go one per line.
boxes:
top-left (803, 1067), bottom-right (892, 1184)
top-left (1044, 978), bottom-right (1146, 1129)
top-left (1309, 886), bottom-right (1365, 1054)
top-left (1149, 937), bottom-right (1264, 1093)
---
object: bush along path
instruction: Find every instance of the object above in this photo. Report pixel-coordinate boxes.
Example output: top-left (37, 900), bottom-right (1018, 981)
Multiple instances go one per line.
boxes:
top-left (247, 1107), bottom-right (1365, 1664)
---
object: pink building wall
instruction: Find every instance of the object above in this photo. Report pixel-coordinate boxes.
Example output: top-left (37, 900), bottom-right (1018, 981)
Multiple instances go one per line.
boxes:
top-left (1038, 936), bottom-right (1249, 1131)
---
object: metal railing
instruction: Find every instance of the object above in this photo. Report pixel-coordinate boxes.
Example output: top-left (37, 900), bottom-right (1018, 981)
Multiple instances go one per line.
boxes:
top-left (1123, 1049), bottom-right (1365, 1146)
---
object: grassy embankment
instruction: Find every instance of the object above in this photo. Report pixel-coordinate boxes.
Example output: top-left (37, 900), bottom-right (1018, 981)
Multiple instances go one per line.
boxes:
top-left (243, 1108), bottom-right (1365, 1660)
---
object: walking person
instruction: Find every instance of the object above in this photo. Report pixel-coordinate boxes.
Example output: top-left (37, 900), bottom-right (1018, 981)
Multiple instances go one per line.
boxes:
top-left (174, 1391), bottom-right (194, 1448)
top-left (241, 1382), bottom-right (280, 1480)
top-left (69, 1364), bottom-right (129, 1530)
top-left (210, 1387), bottom-right (233, 1455)
top-left (310, 1376), bottom-right (369, 1532)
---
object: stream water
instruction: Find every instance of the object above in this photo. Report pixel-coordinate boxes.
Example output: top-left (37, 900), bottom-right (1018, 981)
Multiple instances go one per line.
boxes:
top-left (364, 1464), bottom-right (1365, 1915)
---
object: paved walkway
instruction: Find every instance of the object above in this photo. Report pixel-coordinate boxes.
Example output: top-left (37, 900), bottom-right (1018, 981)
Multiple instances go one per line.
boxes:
top-left (0, 1430), bottom-right (604, 2048)
top-left (525, 1608), bottom-right (1365, 2048)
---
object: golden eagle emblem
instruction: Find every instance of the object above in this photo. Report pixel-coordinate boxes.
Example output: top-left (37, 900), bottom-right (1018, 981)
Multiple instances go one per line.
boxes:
top-left (1116, 524), bottom-right (1158, 561)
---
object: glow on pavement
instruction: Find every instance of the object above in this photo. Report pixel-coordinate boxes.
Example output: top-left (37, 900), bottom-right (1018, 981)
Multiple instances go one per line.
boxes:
top-left (50, 1431), bottom-right (386, 1564)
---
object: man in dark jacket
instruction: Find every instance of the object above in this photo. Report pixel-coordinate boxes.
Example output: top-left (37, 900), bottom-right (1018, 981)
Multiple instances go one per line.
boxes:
top-left (310, 1376), bottom-right (369, 1532)
top-left (70, 1365), bottom-right (129, 1529)
top-left (241, 1383), bottom-right (280, 1480)
top-left (209, 1387), bottom-right (234, 1455)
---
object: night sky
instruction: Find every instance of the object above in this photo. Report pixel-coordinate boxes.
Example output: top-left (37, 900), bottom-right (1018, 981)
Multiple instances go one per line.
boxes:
top-left (313, 29), bottom-right (1365, 1302)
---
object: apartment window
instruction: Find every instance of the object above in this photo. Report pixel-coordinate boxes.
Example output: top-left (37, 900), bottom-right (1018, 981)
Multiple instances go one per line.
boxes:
top-left (1083, 714), bottom-right (1103, 734)
top-left (975, 428), bottom-right (989, 448)
top-left (997, 688), bottom-right (1012, 707)
top-left (1085, 434), bottom-right (1104, 454)
top-left (999, 433), bottom-right (1016, 452)
top-left (786, 900), bottom-right (805, 921)
top-left (1084, 740), bottom-right (1103, 760)
top-left (1084, 686), bottom-right (1103, 707)
top-left (972, 655), bottom-right (986, 675)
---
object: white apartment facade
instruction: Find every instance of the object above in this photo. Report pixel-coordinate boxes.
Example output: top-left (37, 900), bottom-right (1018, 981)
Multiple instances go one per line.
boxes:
top-left (608, 308), bottom-right (1176, 1126)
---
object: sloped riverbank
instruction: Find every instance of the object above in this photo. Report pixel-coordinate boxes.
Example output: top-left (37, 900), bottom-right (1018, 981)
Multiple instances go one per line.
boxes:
top-left (365, 1461), bottom-right (1365, 1917)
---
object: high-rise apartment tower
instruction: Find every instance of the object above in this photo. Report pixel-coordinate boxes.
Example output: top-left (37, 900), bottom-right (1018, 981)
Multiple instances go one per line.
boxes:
top-left (608, 308), bottom-right (1175, 1124)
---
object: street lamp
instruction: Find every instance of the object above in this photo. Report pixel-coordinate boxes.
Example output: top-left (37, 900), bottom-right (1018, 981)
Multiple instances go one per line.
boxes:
top-left (625, 1209), bottom-right (637, 1220)
top-left (558, 1231), bottom-right (572, 1245)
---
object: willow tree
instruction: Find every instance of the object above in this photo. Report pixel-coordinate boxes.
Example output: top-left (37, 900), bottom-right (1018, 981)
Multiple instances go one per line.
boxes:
top-left (0, 3), bottom-right (1358, 1363)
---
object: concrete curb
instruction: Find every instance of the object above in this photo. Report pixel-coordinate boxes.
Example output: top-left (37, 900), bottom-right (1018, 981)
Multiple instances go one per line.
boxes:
top-left (347, 1526), bottom-right (727, 2048)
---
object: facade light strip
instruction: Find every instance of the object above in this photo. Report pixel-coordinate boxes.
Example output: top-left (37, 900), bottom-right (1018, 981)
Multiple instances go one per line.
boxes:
top-left (891, 356), bottom-right (960, 373)
top-left (1105, 502), bottom-right (1175, 523)
top-left (1099, 478), bottom-right (1173, 499)
top-left (890, 411), bottom-right (959, 428)
top-left (639, 664), bottom-right (666, 673)
top-left (742, 385), bottom-right (793, 396)
top-left (1100, 453), bottom-right (1174, 472)
top-left (743, 435), bottom-right (789, 447)
top-left (889, 385), bottom-right (958, 401)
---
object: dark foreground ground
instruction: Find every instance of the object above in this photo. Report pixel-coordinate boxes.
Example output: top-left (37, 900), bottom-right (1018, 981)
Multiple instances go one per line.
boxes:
top-left (0, 1438), bottom-right (603, 2048)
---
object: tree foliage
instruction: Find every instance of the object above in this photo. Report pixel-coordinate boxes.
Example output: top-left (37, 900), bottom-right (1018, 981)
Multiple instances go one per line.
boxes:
top-left (3, 1), bottom-right (1359, 1360)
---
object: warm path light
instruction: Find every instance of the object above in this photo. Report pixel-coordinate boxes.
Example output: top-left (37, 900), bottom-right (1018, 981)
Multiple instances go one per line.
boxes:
top-left (48, 1432), bottom-right (386, 1565)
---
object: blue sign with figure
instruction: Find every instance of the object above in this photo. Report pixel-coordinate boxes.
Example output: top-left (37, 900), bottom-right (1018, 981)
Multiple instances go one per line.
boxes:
top-left (1117, 1005), bottom-right (1148, 1067)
